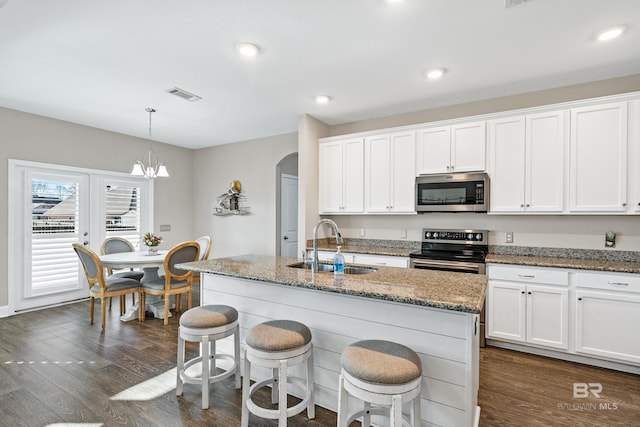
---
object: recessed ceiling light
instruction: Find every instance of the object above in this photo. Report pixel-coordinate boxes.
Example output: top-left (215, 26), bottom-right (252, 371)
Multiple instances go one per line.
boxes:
top-left (315, 95), bottom-right (332, 104)
top-left (236, 43), bottom-right (260, 57)
top-left (385, 0), bottom-right (404, 3)
top-left (425, 68), bottom-right (446, 80)
top-left (596, 25), bottom-right (626, 41)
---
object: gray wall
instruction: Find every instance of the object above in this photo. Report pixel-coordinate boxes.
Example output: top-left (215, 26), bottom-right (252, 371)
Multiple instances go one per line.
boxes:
top-left (191, 132), bottom-right (298, 259)
top-left (323, 74), bottom-right (640, 251)
top-left (0, 107), bottom-right (194, 306)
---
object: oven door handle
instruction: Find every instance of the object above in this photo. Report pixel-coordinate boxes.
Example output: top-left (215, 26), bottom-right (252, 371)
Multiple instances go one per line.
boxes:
top-left (411, 258), bottom-right (482, 273)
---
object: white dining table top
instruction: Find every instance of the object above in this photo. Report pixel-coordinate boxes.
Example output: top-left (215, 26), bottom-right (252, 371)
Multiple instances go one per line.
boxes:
top-left (100, 250), bottom-right (168, 269)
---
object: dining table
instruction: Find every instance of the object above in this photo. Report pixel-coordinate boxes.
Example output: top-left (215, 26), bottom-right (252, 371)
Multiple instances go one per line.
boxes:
top-left (99, 250), bottom-right (168, 321)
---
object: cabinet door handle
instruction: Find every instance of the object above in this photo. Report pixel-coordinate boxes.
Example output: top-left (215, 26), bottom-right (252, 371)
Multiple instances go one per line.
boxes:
top-left (622, 203), bottom-right (627, 207)
top-left (527, 291), bottom-right (532, 295)
top-left (520, 204), bottom-right (524, 208)
top-left (518, 274), bottom-right (535, 279)
top-left (578, 297), bottom-right (582, 301)
top-left (608, 281), bottom-right (629, 287)
top-left (521, 291), bottom-right (526, 294)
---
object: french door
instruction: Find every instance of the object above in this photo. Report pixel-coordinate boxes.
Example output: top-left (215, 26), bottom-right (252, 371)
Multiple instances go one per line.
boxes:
top-left (8, 160), bottom-right (152, 312)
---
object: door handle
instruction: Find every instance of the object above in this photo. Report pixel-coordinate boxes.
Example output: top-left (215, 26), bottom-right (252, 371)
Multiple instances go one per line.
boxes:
top-left (83, 241), bottom-right (89, 246)
top-left (283, 236), bottom-right (289, 240)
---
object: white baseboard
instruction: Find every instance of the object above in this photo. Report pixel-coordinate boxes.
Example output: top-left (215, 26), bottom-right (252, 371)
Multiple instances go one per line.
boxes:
top-left (0, 305), bottom-right (11, 318)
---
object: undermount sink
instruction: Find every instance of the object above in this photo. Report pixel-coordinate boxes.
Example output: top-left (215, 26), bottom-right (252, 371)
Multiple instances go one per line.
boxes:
top-left (287, 262), bottom-right (377, 275)
top-left (342, 266), bottom-right (378, 275)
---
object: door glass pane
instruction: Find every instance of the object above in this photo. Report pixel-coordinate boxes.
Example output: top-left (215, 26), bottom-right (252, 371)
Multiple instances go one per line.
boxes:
top-left (105, 184), bottom-right (142, 248)
top-left (31, 178), bottom-right (80, 295)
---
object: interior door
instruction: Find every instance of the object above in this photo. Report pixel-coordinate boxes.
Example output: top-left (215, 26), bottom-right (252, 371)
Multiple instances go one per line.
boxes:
top-left (280, 174), bottom-right (298, 258)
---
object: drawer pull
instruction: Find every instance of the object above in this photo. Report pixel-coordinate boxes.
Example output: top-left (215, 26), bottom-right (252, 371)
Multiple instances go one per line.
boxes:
top-left (608, 281), bottom-right (629, 287)
top-left (518, 274), bottom-right (535, 279)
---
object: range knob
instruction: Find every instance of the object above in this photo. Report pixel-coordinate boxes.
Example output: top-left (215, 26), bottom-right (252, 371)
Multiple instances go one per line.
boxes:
top-left (425, 232), bottom-right (432, 239)
top-left (476, 233), bottom-right (483, 241)
top-left (433, 232), bottom-right (439, 239)
top-left (467, 233), bottom-right (474, 240)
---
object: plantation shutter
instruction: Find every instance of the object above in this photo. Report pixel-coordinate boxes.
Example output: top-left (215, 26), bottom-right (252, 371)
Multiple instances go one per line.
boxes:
top-left (30, 177), bottom-right (83, 296)
top-left (105, 184), bottom-right (142, 249)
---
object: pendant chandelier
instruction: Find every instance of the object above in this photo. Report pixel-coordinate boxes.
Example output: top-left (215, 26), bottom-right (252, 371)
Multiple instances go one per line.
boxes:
top-left (130, 107), bottom-right (170, 179)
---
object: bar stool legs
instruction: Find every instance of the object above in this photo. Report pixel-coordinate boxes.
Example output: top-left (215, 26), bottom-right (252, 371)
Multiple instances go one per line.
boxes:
top-left (241, 319), bottom-right (315, 427)
top-left (176, 305), bottom-right (241, 410)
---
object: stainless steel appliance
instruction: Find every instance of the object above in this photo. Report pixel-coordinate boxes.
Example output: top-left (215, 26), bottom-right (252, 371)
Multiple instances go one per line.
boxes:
top-left (415, 172), bottom-right (489, 213)
top-left (410, 228), bottom-right (488, 346)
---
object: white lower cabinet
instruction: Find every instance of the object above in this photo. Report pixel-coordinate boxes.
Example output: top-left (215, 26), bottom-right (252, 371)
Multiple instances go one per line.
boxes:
top-left (353, 253), bottom-right (409, 268)
top-left (488, 264), bottom-right (640, 369)
top-left (487, 265), bottom-right (568, 350)
top-left (311, 250), bottom-right (408, 268)
top-left (575, 271), bottom-right (640, 365)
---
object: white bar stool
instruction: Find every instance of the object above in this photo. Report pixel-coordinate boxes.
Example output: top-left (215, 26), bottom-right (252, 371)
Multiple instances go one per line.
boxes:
top-left (338, 340), bottom-right (422, 427)
top-left (241, 319), bottom-right (315, 427)
top-left (176, 304), bottom-right (241, 409)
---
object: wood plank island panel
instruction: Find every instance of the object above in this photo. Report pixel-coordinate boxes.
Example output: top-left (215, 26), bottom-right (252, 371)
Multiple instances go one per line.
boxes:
top-left (193, 257), bottom-right (484, 427)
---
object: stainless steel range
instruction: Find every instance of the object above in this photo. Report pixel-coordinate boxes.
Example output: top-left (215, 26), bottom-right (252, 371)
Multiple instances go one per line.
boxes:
top-left (409, 228), bottom-right (488, 274)
top-left (410, 228), bottom-right (488, 347)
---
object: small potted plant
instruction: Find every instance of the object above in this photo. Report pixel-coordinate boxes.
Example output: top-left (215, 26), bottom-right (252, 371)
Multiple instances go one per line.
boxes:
top-left (142, 232), bottom-right (163, 254)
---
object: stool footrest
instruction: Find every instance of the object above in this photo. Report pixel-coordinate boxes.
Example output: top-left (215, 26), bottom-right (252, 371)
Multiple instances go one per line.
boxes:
top-left (246, 377), bottom-right (313, 420)
top-left (180, 354), bottom-right (238, 385)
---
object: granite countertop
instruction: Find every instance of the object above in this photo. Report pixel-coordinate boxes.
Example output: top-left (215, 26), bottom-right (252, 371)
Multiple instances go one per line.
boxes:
top-left (308, 238), bottom-right (419, 257)
top-left (178, 254), bottom-right (486, 314)
top-left (486, 253), bottom-right (640, 274)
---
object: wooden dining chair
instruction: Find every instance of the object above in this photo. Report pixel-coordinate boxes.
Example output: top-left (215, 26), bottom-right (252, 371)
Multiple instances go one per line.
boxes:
top-left (100, 236), bottom-right (143, 309)
top-left (72, 243), bottom-right (143, 329)
top-left (140, 241), bottom-right (200, 325)
top-left (192, 235), bottom-right (212, 285)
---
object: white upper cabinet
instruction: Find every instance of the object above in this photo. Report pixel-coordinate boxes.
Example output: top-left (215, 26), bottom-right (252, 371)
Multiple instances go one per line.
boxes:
top-left (569, 102), bottom-right (628, 212)
top-left (417, 121), bottom-right (486, 175)
top-left (318, 138), bottom-right (364, 214)
top-left (488, 111), bottom-right (566, 213)
top-left (487, 117), bottom-right (526, 212)
top-left (365, 131), bottom-right (416, 213)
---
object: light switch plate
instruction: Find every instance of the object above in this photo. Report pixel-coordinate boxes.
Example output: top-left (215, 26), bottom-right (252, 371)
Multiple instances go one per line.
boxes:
top-left (400, 229), bottom-right (407, 239)
top-left (505, 232), bottom-right (513, 243)
top-left (159, 224), bottom-right (171, 232)
top-left (360, 228), bottom-right (365, 237)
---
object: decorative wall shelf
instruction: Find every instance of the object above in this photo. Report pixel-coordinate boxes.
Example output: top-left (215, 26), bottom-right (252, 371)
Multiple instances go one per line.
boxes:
top-left (214, 180), bottom-right (251, 216)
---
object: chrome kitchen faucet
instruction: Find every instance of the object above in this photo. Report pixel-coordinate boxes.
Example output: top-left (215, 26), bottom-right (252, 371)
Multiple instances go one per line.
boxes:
top-left (311, 219), bottom-right (343, 273)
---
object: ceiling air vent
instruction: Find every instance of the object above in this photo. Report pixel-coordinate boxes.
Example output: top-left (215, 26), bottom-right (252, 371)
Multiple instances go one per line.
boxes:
top-left (166, 87), bottom-right (202, 102)
top-left (505, 0), bottom-right (533, 7)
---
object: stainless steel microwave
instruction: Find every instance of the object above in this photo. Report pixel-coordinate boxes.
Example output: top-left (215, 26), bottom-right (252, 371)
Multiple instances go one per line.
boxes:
top-left (416, 172), bottom-right (489, 212)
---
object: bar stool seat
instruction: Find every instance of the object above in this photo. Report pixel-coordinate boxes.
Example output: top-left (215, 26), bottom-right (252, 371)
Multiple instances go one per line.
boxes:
top-left (176, 305), bottom-right (241, 409)
top-left (338, 340), bottom-right (422, 427)
top-left (241, 319), bottom-right (315, 427)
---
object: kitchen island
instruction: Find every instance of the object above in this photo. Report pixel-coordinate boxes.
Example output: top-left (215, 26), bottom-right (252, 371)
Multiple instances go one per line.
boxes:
top-left (178, 255), bottom-right (486, 427)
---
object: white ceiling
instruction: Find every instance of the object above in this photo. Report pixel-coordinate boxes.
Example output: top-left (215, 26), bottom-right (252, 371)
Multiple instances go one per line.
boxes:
top-left (0, 0), bottom-right (639, 149)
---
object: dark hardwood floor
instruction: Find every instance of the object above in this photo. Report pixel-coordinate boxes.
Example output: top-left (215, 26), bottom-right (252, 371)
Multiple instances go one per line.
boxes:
top-left (1, 294), bottom-right (638, 426)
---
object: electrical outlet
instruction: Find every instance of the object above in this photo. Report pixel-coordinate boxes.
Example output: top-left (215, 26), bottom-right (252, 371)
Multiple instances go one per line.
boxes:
top-left (400, 229), bottom-right (407, 239)
top-left (360, 228), bottom-right (365, 237)
top-left (505, 232), bottom-right (513, 243)
top-left (159, 224), bottom-right (171, 232)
